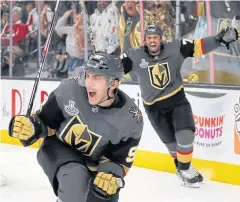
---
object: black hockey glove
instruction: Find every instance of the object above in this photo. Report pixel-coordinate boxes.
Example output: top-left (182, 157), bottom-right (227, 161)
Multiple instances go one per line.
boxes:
top-left (215, 27), bottom-right (239, 49)
top-left (92, 172), bottom-right (125, 200)
top-left (8, 115), bottom-right (45, 147)
top-left (120, 53), bottom-right (133, 74)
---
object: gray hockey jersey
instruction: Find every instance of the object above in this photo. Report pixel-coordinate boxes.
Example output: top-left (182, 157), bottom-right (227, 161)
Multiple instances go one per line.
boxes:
top-left (36, 79), bottom-right (143, 176)
top-left (122, 37), bottom-right (221, 105)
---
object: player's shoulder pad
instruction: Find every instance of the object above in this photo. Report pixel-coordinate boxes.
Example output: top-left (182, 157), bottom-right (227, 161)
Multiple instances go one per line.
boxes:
top-left (164, 39), bottom-right (184, 52)
top-left (131, 46), bottom-right (144, 52)
top-left (60, 77), bottom-right (81, 86)
top-left (55, 77), bottom-right (82, 95)
top-left (127, 46), bottom-right (144, 56)
top-left (164, 39), bottom-right (180, 46)
top-left (63, 77), bottom-right (81, 83)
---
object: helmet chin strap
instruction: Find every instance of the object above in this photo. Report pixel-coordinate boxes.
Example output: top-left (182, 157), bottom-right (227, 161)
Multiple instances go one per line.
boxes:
top-left (96, 79), bottom-right (118, 106)
top-left (96, 88), bottom-right (116, 106)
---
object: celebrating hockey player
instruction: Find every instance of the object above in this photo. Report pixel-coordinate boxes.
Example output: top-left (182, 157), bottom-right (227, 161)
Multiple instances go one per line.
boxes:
top-left (8, 52), bottom-right (143, 202)
top-left (121, 24), bottom-right (239, 188)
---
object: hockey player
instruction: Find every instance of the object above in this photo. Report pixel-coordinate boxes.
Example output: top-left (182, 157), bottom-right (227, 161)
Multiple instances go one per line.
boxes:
top-left (8, 52), bottom-right (143, 202)
top-left (121, 24), bottom-right (239, 187)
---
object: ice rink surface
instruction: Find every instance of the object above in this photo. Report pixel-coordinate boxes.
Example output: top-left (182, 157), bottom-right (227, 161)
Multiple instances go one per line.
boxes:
top-left (0, 144), bottom-right (239, 202)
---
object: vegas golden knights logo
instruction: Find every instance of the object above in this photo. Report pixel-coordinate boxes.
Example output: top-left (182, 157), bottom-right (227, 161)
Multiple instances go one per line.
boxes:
top-left (148, 62), bottom-right (170, 89)
top-left (59, 116), bottom-right (101, 156)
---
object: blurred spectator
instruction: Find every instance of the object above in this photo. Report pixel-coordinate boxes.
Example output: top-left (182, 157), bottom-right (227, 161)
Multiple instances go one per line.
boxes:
top-left (119, 0), bottom-right (145, 82)
top-left (0, 1), bottom-right (9, 30)
top-left (90, 0), bottom-right (120, 54)
top-left (1, 7), bottom-right (29, 47)
top-left (49, 36), bottom-right (68, 78)
top-left (26, 1), bottom-right (39, 33)
top-left (192, 0), bottom-right (207, 66)
top-left (144, 0), bottom-right (175, 42)
top-left (40, 2), bottom-right (54, 38)
top-left (119, 0), bottom-right (142, 54)
top-left (210, 0), bottom-right (240, 19)
top-left (1, 47), bottom-right (25, 77)
top-left (55, 9), bottom-right (84, 76)
top-left (178, 1), bottom-right (198, 36)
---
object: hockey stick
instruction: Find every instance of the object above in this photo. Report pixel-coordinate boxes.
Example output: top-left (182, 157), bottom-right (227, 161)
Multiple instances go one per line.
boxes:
top-left (19, 1), bottom-right (60, 147)
top-left (26, 0), bottom-right (60, 117)
top-left (80, 1), bottom-right (96, 53)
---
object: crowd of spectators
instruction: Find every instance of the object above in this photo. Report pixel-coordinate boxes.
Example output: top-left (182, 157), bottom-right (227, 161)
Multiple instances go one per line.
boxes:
top-left (1, 0), bottom-right (240, 85)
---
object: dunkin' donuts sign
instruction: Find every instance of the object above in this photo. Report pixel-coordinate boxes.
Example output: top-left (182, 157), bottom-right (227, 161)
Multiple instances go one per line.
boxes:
top-left (194, 114), bottom-right (225, 148)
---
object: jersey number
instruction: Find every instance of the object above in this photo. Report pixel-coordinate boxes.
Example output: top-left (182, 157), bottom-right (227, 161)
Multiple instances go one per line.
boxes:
top-left (148, 62), bottom-right (170, 89)
top-left (126, 146), bottom-right (138, 163)
top-left (182, 39), bottom-right (193, 45)
top-left (59, 116), bottom-right (101, 156)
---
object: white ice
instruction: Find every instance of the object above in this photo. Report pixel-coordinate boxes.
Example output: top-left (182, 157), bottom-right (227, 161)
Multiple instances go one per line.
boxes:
top-left (0, 144), bottom-right (239, 202)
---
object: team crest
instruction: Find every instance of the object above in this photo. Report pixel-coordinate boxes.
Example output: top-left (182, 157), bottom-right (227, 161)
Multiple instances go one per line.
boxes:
top-left (64, 100), bottom-right (79, 116)
top-left (59, 116), bottom-right (102, 156)
top-left (148, 62), bottom-right (170, 89)
top-left (129, 106), bottom-right (142, 123)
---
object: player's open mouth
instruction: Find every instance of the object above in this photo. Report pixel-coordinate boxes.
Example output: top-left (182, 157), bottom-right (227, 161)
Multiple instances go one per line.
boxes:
top-left (88, 91), bottom-right (96, 98)
top-left (150, 43), bottom-right (157, 48)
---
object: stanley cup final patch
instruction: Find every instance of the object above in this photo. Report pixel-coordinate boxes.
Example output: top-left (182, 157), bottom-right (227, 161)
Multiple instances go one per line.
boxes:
top-left (64, 100), bottom-right (79, 116)
top-left (129, 106), bottom-right (143, 123)
top-left (140, 59), bottom-right (149, 68)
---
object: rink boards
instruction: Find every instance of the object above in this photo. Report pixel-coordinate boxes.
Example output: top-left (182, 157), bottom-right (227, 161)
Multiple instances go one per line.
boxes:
top-left (0, 79), bottom-right (240, 185)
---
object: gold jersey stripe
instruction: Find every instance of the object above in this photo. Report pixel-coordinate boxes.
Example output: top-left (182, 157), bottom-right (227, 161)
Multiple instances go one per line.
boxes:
top-left (193, 39), bottom-right (205, 57)
top-left (143, 85), bottom-right (183, 105)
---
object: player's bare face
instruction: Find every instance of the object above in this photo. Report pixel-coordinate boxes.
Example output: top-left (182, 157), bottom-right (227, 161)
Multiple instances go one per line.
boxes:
top-left (145, 35), bottom-right (161, 55)
top-left (85, 72), bottom-right (109, 105)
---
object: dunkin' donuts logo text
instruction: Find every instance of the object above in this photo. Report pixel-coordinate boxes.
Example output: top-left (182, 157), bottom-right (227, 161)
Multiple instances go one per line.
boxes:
top-left (193, 115), bottom-right (225, 148)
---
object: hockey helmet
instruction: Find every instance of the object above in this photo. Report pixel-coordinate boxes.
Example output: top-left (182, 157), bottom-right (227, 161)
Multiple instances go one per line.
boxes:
top-left (83, 51), bottom-right (124, 80)
top-left (144, 24), bottom-right (163, 38)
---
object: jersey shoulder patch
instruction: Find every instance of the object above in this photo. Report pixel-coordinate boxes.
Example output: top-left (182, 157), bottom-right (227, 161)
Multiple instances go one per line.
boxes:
top-left (128, 105), bottom-right (143, 124)
top-left (122, 91), bottom-right (143, 125)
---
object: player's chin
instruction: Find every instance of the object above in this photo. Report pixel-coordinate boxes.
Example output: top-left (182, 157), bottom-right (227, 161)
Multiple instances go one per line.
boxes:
top-left (88, 97), bottom-right (99, 105)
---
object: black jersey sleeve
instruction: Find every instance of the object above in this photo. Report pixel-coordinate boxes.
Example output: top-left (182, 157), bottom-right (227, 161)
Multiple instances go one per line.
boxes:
top-left (180, 37), bottom-right (220, 58)
top-left (36, 91), bottom-right (65, 130)
top-left (98, 126), bottom-right (143, 178)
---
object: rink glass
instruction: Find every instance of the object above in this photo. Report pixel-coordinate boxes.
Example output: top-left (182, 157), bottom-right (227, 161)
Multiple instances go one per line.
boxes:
top-left (1, 0), bottom-right (240, 86)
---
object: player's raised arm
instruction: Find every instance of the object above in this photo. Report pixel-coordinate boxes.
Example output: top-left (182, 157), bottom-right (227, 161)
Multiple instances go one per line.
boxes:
top-left (8, 85), bottom-right (65, 147)
top-left (179, 27), bottom-right (239, 58)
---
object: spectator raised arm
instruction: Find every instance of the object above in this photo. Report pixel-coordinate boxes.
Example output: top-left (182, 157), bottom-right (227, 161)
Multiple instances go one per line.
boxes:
top-left (55, 9), bottom-right (73, 35)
